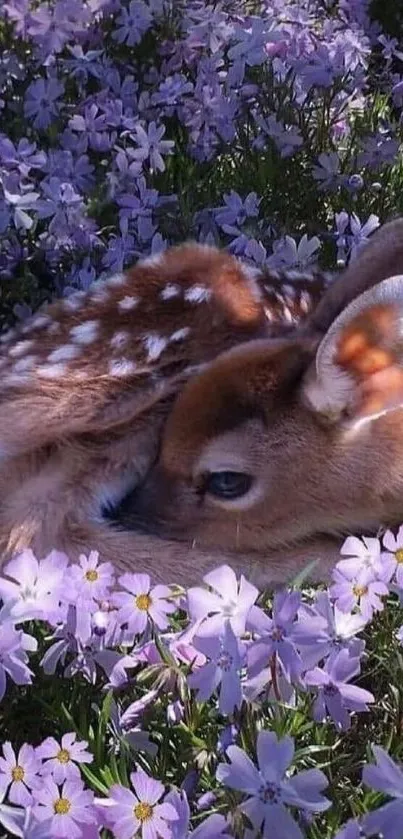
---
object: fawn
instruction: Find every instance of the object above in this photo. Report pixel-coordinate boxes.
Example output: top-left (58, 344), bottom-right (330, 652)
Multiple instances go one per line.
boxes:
top-left (1, 219), bottom-right (403, 586)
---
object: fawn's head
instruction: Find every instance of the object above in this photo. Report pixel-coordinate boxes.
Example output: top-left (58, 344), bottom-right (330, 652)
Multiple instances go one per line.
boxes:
top-left (114, 219), bottom-right (403, 552)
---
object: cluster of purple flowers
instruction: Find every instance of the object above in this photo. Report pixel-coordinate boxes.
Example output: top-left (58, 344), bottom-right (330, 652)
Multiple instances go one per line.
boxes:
top-left (1, 530), bottom-right (403, 836)
top-left (0, 0), bottom-right (402, 325)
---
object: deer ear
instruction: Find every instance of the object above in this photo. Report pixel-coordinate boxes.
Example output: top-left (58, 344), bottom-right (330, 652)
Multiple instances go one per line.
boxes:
top-left (303, 274), bottom-right (403, 428)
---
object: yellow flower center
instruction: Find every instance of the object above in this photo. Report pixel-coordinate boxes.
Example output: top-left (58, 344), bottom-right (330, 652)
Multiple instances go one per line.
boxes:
top-left (134, 802), bottom-right (153, 822)
top-left (54, 797), bottom-right (71, 815)
top-left (56, 749), bottom-right (70, 764)
top-left (12, 766), bottom-right (25, 782)
top-left (85, 569), bottom-right (99, 582)
top-left (135, 593), bottom-right (152, 611)
top-left (395, 549), bottom-right (403, 564)
top-left (352, 584), bottom-right (368, 598)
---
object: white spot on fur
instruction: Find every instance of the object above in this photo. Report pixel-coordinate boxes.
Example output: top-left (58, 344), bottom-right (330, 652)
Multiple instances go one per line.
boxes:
top-left (160, 283), bottom-right (180, 300)
top-left (3, 372), bottom-right (31, 387)
top-left (37, 363), bottom-right (67, 379)
top-left (108, 358), bottom-right (137, 377)
top-left (70, 320), bottom-right (99, 345)
top-left (64, 292), bottom-right (85, 311)
top-left (91, 284), bottom-right (109, 303)
top-left (49, 322), bottom-right (61, 335)
top-left (140, 253), bottom-right (164, 268)
top-left (264, 306), bottom-right (274, 322)
top-left (47, 344), bottom-right (80, 363)
top-left (118, 295), bottom-right (139, 312)
top-left (184, 285), bottom-right (212, 304)
top-left (106, 272), bottom-right (125, 287)
top-left (30, 314), bottom-right (52, 330)
top-left (143, 334), bottom-right (168, 362)
top-left (14, 355), bottom-right (37, 372)
top-left (110, 331), bottom-right (130, 350)
top-left (299, 291), bottom-right (311, 313)
top-left (239, 262), bottom-right (263, 302)
top-left (170, 327), bottom-right (190, 343)
top-left (282, 305), bottom-right (294, 324)
top-left (9, 340), bottom-right (34, 358)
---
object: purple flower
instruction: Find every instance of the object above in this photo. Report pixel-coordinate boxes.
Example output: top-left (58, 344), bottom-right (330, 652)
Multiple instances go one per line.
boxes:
top-left (189, 621), bottom-right (245, 715)
top-left (382, 526), bottom-right (403, 589)
top-left (214, 191), bottom-right (260, 230)
top-left (0, 608), bottom-right (36, 698)
top-left (349, 213), bottom-right (380, 260)
top-left (270, 234), bottom-right (321, 269)
top-left (165, 789), bottom-right (230, 837)
top-left (304, 649), bottom-right (374, 730)
top-left (187, 564), bottom-right (259, 638)
top-left (36, 734), bottom-right (93, 785)
top-left (330, 567), bottom-right (388, 621)
top-left (0, 783), bottom-right (26, 837)
top-left (130, 121), bottom-right (175, 173)
top-left (0, 549), bottom-right (69, 622)
top-left (68, 552), bottom-right (115, 604)
top-left (101, 768), bottom-right (178, 838)
top-left (362, 746), bottom-right (403, 838)
top-left (112, 0), bottom-right (152, 47)
top-left (312, 152), bottom-right (341, 191)
top-left (32, 777), bottom-right (96, 837)
top-left (294, 591), bottom-right (366, 669)
top-left (336, 535), bottom-right (392, 582)
top-left (334, 821), bottom-right (362, 839)
top-left (112, 573), bottom-right (176, 640)
top-left (24, 78), bottom-right (64, 131)
top-left (0, 743), bottom-right (41, 807)
top-left (217, 730), bottom-right (330, 839)
top-left (248, 590), bottom-right (303, 681)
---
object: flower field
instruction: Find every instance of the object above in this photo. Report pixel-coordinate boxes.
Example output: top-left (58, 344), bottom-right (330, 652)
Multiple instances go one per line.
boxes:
top-left (2, 0), bottom-right (403, 837)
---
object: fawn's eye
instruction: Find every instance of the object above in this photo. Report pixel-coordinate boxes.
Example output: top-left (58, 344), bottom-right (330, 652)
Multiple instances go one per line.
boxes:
top-left (204, 471), bottom-right (253, 500)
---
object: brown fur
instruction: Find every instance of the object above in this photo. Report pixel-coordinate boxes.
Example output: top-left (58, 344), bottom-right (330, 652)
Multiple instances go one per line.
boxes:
top-left (2, 222), bottom-right (403, 587)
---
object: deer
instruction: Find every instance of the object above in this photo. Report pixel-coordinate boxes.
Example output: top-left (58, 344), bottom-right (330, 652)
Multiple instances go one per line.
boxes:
top-left (0, 219), bottom-right (403, 588)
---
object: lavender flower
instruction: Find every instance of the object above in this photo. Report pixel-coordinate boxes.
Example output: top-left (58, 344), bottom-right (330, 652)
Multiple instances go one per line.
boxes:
top-left (330, 567), bottom-right (388, 622)
top-left (166, 789), bottom-right (230, 837)
top-left (0, 549), bottom-right (69, 622)
top-left (216, 730), bottom-right (330, 838)
top-left (32, 777), bottom-right (96, 837)
top-left (187, 564), bottom-right (259, 638)
top-left (24, 78), bottom-right (64, 131)
top-left (101, 768), bottom-right (178, 838)
top-left (112, 1), bottom-right (153, 47)
top-left (130, 121), bottom-right (175, 172)
top-left (0, 608), bottom-right (36, 699)
top-left (112, 573), bottom-right (176, 641)
top-left (68, 552), bottom-right (115, 603)
top-left (304, 649), bottom-right (374, 730)
top-left (247, 590), bottom-right (303, 681)
top-left (0, 743), bottom-right (41, 807)
top-left (188, 621), bottom-right (246, 714)
top-left (362, 746), bottom-right (403, 838)
top-left (36, 734), bottom-right (93, 784)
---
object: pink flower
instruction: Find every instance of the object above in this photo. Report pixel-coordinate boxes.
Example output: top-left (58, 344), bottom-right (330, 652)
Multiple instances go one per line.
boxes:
top-left (36, 733), bottom-right (93, 784)
top-left (0, 742), bottom-right (41, 806)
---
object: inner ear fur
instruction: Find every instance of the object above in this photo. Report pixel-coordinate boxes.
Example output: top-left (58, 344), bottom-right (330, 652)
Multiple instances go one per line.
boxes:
top-left (303, 274), bottom-right (403, 423)
top-left (308, 217), bottom-right (403, 335)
